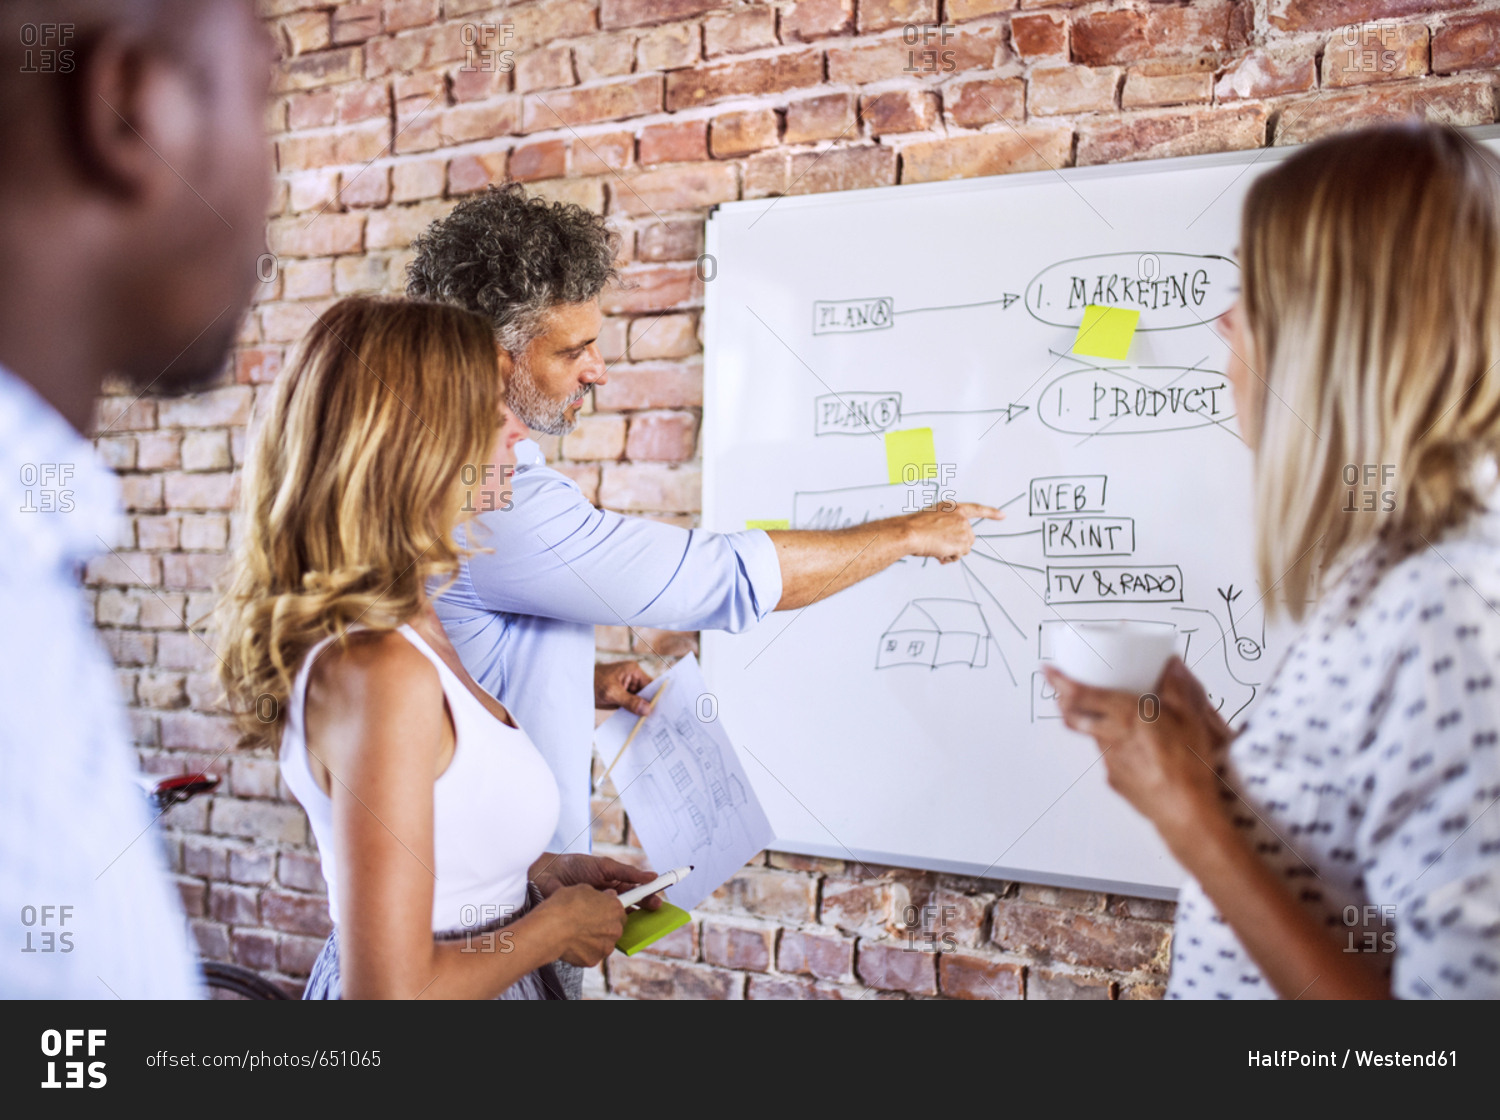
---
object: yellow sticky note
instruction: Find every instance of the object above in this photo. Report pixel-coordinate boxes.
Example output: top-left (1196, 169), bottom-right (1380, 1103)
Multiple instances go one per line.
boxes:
top-left (745, 519), bottom-right (790, 530)
top-left (885, 427), bottom-right (937, 486)
top-left (1072, 305), bottom-right (1140, 360)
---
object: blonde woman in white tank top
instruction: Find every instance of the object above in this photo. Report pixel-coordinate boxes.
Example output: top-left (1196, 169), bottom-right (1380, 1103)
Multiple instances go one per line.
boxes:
top-left (214, 298), bottom-right (659, 999)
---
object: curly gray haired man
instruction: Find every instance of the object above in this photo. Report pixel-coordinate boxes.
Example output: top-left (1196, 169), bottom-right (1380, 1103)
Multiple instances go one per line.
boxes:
top-left (409, 184), bottom-right (617, 436)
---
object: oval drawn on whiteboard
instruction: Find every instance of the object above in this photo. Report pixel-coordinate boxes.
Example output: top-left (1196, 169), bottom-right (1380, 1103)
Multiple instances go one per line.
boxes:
top-left (1038, 366), bottom-right (1236, 435)
top-left (1024, 252), bottom-right (1238, 330)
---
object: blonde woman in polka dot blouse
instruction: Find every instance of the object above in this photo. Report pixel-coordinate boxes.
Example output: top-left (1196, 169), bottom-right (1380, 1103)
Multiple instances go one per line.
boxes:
top-left (1047, 124), bottom-right (1500, 999)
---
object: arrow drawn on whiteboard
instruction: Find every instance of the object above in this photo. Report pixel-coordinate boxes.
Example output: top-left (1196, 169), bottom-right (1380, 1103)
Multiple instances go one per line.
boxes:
top-left (893, 293), bottom-right (1020, 317)
top-left (906, 403), bottom-right (1030, 424)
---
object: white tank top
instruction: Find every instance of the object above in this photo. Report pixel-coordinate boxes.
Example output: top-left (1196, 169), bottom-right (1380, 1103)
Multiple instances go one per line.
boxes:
top-left (279, 624), bottom-right (560, 933)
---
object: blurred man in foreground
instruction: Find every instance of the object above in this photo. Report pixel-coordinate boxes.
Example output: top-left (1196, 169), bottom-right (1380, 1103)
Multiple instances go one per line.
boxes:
top-left (0, 0), bottom-right (274, 997)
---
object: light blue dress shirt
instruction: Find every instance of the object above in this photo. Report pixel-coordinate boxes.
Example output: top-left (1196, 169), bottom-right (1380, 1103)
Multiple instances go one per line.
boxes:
top-left (0, 364), bottom-right (196, 998)
top-left (432, 444), bottom-right (782, 854)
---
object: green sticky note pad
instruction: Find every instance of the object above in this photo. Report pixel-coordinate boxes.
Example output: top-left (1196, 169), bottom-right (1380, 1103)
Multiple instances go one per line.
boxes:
top-left (745, 519), bottom-right (790, 530)
top-left (884, 427), bottom-right (937, 486)
top-left (616, 902), bottom-right (692, 956)
top-left (1073, 304), bottom-right (1140, 360)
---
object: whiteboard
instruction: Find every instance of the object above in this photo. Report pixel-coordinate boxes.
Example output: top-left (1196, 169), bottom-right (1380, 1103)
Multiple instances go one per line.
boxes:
top-left (701, 129), bottom-right (1500, 899)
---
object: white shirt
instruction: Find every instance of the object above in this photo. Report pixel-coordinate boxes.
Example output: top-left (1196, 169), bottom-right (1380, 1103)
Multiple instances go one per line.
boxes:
top-left (1169, 504), bottom-right (1500, 999)
top-left (0, 364), bottom-right (196, 998)
top-left (280, 625), bottom-right (559, 932)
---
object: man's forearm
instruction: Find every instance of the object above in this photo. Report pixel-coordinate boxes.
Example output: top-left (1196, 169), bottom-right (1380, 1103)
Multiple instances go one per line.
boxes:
top-left (767, 520), bottom-right (915, 610)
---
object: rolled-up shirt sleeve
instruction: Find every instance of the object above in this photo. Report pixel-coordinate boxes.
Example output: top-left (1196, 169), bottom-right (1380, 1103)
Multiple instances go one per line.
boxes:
top-left (461, 464), bottom-right (782, 631)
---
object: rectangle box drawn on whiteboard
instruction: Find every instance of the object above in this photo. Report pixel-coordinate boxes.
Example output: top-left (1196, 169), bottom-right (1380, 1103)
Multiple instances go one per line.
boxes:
top-left (1045, 564), bottom-right (1185, 604)
top-left (1028, 474), bottom-right (1107, 516)
top-left (813, 391), bottom-right (902, 436)
top-left (812, 297), bottom-right (895, 334)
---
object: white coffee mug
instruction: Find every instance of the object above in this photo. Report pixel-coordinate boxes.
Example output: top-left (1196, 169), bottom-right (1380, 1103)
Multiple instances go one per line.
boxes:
top-left (1048, 620), bottom-right (1177, 694)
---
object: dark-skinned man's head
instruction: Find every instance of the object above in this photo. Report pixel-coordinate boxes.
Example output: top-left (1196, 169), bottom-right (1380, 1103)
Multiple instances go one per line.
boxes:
top-left (0, 0), bottom-right (273, 428)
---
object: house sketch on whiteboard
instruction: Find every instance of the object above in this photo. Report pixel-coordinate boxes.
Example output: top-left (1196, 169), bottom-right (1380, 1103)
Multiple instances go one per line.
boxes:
top-left (876, 598), bottom-right (992, 670)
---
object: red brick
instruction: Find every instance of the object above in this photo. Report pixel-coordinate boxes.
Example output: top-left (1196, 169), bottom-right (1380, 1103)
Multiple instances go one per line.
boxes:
top-left (701, 922), bottom-right (773, 971)
top-left (627, 314), bottom-right (698, 360)
top-left (191, 920), bottom-right (231, 961)
top-left (209, 883), bottom-right (260, 925)
top-left (441, 97), bottom-right (523, 143)
top-left (1324, 23), bottom-right (1429, 87)
top-left (1434, 12), bottom-right (1500, 72)
top-left (857, 940), bottom-right (937, 994)
top-left (747, 144), bottom-right (897, 197)
top-left (447, 152), bottom-right (508, 195)
top-left (600, 263), bottom-right (703, 311)
top-left (510, 138), bottom-right (567, 181)
top-left (332, 3), bottom-right (381, 44)
top-left (1123, 980), bottom-right (1167, 1000)
top-left (829, 28), bottom-right (997, 83)
top-left (280, 258), bottom-right (334, 301)
top-left (639, 119), bottom-right (709, 164)
top-left (705, 9), bottom-right (777, 57)
top-left (598, 463), bottom-right (700, 512)
top-left (120, 475), bottom-right (163, 513)
top-left (85, 551), bottom-right (160, 588)
top-left (710, 109), bottom-right (780, 157)
top-left (210, 799), bottom-right (308, 845)
top-left (702, 866), bottom-right (817, 923)
top-left (1213, 50), bottom-right (1317, 102)
top-left (1268, 0), bottom-right (1470, 33)
top-left (1011, 11), bottom-right (1067, 59)
top-left (636, 219), bottom-right (703, 261)
top-left (562, 414), bottom-right (627, 461)
top-left (365, 200), bottom-right (453, 250)
top-left (637, 22), bottom-right (701, 72)
top-left (900, 125), bottom-right (1071, 184)
top-left (939, 951), bottom-right (1024, 999)
top-left (777, 928), bottom-right (855, 982)
top-left (990, 901), bottom-right (1170, 973)
top-left (93, 396), bottom-right (156, 434)
top-left (785, 92), bottom-right (857, 143)
top-left (263, 890), bottom-right (334, 938)
top-left (287, 88), bottom-right (336, 130)
top-left (1029, 65), bottom-right (1119, 116)
top-left (746, 974), bottom-right (818, 999)
top-left (947, 0), bottom-right (1014, 17)
top-left (515, 45), bottom-right (576, 93)
top-left (639, 920), bottom-right (698, 960)
top-left (134, 515), bottom-right (177, 550)
top-left (175, 877), bottom-right (207, 918)
top-left (1273, 76), bottom-right (1494, 145)
top-left (570, 130), bottom-right (635, 175)
top-left (1122, 59), bottom-right (1215, 109)
top-left (1077, 103), bottom-right (1268, 166)
top-left (278, 851), bottom-right (326, 894)
top-left (595, 362), bottom-right (703, 410)
top-left (607, 957), bottom-right (743, 999)
top-left (946, 76), bottom-right (1024, 128)
top-left (523, 75), bottom-right (662, 131)
top-left (600, 0), bottom-right (721, 31)
top-left (228, 847), bottom-right (275, 886)
top-left (782, 0), bottom-right (855, 42)
top-left (575, 32), bottom-right (636, 81)
top-left (505, 0), bottom-right (597, 51)
top-left (163, 471), bottom-right (238, 511)
top-left (230, 756), bottom-right (282, 800)
top-left (275, 46), bottom-right (362, 93)
top-left (391, 158), bottom-right (448, 202)
top-left (338, 80), bottom-right (390, 124)
top-left (859, 0), bottom-right (937, 34)
top-left (385, 0), bottom-right (439, 34)
top-left (862, 89), bottom-right (938, 135)
top-left (450, 63), bottom-right (509, 104)
top-left (666, 49), bottom-right (824, 111)
top-left (1072, 2), bottom-right (1251, 67)
top-left (267, 212), bottom-right (365, 258)
top-left (1028, 968), bottom-right (1114, 999)
top-left (821, 876), bottom-right (907, 935)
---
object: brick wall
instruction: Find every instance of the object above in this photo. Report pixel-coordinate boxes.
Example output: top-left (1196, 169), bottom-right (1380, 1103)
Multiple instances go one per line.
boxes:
top-left (88, 0), bottom-right (1500, 998)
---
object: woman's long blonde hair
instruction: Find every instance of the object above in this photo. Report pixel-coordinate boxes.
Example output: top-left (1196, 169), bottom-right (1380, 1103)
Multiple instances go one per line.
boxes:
top-left (1242, 123), bottom-right (1500, 620)
top-left (216, 296), bottom-right (500, 746)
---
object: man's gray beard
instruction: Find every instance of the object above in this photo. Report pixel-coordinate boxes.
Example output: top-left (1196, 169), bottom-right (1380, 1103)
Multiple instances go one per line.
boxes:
top-left (505, 357), bottom-right (582, 436)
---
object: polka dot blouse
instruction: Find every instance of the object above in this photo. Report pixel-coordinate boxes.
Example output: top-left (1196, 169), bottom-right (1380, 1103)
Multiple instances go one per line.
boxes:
top-left (1167, 509), bottom-right (1500, 999)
